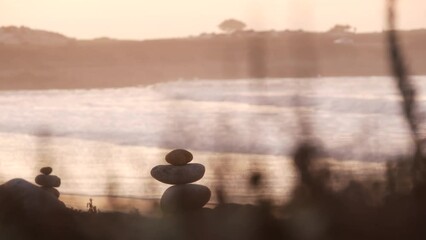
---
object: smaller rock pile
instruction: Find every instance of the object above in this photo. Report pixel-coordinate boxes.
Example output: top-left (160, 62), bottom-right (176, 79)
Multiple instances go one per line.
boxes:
top-left (151, 149), bottom-right (211, 213)
top-left (35, 167), bottom-right (61, 198)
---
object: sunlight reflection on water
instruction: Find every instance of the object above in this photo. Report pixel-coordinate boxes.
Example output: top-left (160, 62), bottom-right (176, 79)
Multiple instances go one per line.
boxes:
top-left (0, 77), bottom-right (423, 203)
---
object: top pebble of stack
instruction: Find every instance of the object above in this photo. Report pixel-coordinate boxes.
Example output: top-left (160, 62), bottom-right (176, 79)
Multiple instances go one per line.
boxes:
top-left (40, 167), bottom-right (53, 175)
top-left (165, 149), bottom-right (193, 166)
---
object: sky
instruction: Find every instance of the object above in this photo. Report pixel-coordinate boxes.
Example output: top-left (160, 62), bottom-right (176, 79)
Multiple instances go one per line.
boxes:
top-left (0, 0), bottom-right (425, 40)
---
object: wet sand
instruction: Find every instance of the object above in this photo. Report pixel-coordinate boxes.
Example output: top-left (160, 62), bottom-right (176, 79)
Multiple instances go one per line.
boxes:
top-left (0, 131), bottom-right (386, 208)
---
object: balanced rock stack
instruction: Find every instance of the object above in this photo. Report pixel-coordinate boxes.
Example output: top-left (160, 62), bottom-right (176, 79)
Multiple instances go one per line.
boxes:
top-left (151, 149), bottom-right (211, 213)
top-left (35, 167), bottom-right (61, 198)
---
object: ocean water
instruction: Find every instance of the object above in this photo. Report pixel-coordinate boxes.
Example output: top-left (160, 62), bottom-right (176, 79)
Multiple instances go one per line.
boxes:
top-left (0, 76), bottom-right (424, 203)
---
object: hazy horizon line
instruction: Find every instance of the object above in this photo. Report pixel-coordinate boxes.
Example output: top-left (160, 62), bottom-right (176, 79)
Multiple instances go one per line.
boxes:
top-left (2, 24), bottom-right (426, 42)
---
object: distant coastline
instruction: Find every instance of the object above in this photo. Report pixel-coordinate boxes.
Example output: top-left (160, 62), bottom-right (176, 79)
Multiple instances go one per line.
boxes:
top-left (1, 26), bottom-right (426, 90)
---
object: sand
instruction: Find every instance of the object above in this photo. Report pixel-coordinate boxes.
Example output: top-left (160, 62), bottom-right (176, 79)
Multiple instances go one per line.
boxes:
top-left (0, 131), bottom-right (387, 210)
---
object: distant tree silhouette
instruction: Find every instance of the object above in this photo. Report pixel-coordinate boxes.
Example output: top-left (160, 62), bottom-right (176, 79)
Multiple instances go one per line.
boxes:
top-left (328, 24), bottom-right (354, 34)
top-left (218, 19), bottom-right (247, 33)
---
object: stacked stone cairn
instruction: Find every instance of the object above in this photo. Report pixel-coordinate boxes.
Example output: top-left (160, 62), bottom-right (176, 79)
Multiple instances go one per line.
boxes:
top-left (35, 167), bottom-right (61, 198)
top-left (151, 149), bottom-right (211, 213)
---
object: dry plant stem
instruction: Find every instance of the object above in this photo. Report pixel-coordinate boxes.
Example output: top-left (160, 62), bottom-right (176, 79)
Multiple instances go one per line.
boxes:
top-left (386, 0), bottom-right (426, 186)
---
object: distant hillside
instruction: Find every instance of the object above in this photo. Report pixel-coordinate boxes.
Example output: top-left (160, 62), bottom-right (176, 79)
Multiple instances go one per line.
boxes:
top-left (0, 26), bottom-right (74, 46)
top-left (1, 26), bottom-right (426, 90)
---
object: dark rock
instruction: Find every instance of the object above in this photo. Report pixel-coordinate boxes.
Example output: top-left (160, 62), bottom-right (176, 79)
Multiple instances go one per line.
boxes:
top-left (35, 174), bottom-right (61, 187)
top-left (0, 179), bottom-right (80, 239)
top-left (151, 163), bottom-right (205, 184)
top-left (161, 184), bottom-right (211, 212)
top-left (42, 187), bottom-right (60, 198)
top-left (40, 167), bottom-right (53, 175)
top-left (165, 149), bottom-right (193, 166)
top-left (0, 179), bottom-right (66, 213)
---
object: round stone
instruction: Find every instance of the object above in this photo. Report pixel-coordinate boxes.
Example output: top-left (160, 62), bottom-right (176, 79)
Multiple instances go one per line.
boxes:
top-left (151, 163), bottom-right (205, 185)
top-left (165, 149), bottom-right (193, 166)
top-left (41, 187), bottom-right (60, 198)
top-left (1, 179), bottom-right (66, 213)
top-left (35, 175), bottom-right (61, 188)
top-left (40, 167), bottom-right (53, 175)
top-left (160, 184), bottom-right (211, 212)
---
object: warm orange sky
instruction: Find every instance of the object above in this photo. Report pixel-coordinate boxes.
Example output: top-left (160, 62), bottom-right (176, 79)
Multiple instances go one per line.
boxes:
top-left (1, 0), bottom-right (425, 40)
